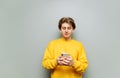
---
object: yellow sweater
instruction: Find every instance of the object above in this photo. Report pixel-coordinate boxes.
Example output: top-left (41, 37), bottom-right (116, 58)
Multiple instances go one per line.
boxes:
top-left (42, 38), bottom-right (88, 78)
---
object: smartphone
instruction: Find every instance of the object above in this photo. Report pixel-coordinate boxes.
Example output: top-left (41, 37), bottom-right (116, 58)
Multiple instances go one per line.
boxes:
top-left (61, 53), bottom-right (69, 56)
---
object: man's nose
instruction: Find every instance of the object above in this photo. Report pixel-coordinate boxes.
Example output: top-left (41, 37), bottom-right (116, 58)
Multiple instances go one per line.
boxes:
top-left (65, 29), bottom-right (68, 32)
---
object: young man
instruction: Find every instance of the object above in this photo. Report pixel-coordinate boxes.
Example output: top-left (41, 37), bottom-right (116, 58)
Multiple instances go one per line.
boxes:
top-left (42, 17), bottom-right (88, 78)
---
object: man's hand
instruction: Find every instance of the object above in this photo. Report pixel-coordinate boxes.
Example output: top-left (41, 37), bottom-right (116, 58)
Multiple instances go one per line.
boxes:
top-left (57, 56), bottom-right (74, 66)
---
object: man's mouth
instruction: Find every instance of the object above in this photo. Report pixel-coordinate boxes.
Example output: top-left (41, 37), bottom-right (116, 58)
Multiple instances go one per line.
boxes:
top-left (65, 33), bottom-right (69, 35)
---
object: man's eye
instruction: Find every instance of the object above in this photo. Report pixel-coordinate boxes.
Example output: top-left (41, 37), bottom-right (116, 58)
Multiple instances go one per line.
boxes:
top-left (68, 27), bottom-right (71, 30)
top-left (62, 27), bottom-right (66, 30)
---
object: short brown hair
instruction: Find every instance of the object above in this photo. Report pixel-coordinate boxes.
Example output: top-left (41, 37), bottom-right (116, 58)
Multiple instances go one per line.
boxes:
top-left (58, 17), bottom-right (76, 30)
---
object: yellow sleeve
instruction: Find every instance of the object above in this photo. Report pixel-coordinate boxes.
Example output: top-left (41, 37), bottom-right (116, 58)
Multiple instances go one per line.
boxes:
top-left (72, 44), bottom-right (88, 73)
top-left (42, 42), bottom-right (57, 70)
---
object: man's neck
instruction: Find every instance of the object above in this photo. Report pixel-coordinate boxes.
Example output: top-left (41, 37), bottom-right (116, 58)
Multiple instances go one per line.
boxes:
top-left (62, 37), bottom-right (72, 41)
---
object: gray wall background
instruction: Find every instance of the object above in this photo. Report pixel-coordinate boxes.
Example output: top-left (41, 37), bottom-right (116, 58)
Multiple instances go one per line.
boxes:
top-left (0, 0), bottom-right (120, 78)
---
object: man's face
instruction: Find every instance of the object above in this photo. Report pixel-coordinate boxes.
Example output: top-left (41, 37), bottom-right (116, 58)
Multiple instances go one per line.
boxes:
top-left (60, 23), bottom-right (74, 39)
